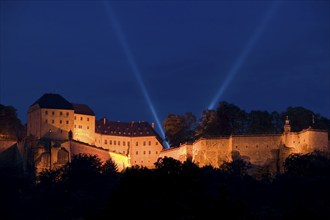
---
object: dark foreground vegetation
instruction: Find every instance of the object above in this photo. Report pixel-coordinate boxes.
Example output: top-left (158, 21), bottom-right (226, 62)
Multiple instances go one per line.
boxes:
top-left (1, 152), bottom-right (330, 220)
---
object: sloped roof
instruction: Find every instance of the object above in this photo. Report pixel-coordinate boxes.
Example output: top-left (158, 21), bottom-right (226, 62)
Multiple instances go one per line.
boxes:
top-left (31, 93), bottom-right (73, 110)
top-left (72, 103), bottom-right (95, 116)
top-left (96, 118), bottom-right (162, 140)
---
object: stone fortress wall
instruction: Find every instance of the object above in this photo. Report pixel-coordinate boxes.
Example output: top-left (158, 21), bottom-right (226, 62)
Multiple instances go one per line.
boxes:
top-left (159, 127), bottom-right (329, 171)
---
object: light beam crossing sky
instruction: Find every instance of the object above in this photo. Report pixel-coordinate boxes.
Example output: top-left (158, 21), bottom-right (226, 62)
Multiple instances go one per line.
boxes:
top-left (208, 1), bottom-right (281, 110)
top-left (103, 1), bottom-right (169, 147)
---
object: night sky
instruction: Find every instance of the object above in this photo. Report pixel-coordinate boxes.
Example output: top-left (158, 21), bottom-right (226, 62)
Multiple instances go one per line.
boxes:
top-left (1, 0), bottom-right (329, 138)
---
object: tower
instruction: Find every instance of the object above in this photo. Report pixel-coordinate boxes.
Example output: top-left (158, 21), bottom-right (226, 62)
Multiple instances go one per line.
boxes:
top-left (284, 115), bottom-right (291, 133)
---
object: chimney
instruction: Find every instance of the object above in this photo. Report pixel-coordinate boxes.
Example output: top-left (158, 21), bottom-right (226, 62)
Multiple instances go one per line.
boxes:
top-left (103, 117), bottom-right (107, 125)
top-left (151, 122), bottom-right (155, 129)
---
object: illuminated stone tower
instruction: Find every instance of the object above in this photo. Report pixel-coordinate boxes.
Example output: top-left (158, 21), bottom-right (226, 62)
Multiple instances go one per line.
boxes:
top-left (284, 115), bottom-right (291, 133)
top-left (27, 93), bottom-right (75, 140)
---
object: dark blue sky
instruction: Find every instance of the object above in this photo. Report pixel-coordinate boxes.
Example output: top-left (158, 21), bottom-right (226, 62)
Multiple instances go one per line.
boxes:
top-left (1, 0), bottom-right (329, 138)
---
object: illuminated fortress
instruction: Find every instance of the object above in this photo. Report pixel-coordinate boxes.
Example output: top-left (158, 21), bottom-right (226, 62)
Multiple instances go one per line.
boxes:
top-left (27, 93), bottom-right (329, 173)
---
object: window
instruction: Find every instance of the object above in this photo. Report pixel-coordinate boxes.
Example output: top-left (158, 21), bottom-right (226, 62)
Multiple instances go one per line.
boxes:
top-left (143, 141), bottom-right (146, 146)
top-left (118, 141), bottom-right (120, 145)
top-left (109, 140), bottom-right (112, 145)
top-left (45, 119), bottom-right (48, 123)
top-left (60, 112), bottom-right (62, 116)
top-left (136, 151), bottom-right (138, 155)
top-left (74, 116), bottom-right (76, 120)
top-left (114, 141), bottom-right (116, 145)
top-left (52, 112), bottom-right (54, 115)
top-left (149, 150), bottom-right (151, 154)
top-left (52, 120), bottom-right (54, 124)
top-left (60, 120), bottom-right (62, 124)
top-left (45, 111), bottom-right (48, 115)
top-left (143, 151), bottom-right (146, 155)
top-left (149, 141), bottom-right (151, 145)
top-left (156, 151), bottom-right (158, 154)
top-left (136, 142), bottom-right (138, 146)
top-left (66, 112), bottom-right (69, 116)
top-left (66, 120), bottom-right (69, 124)
top-left (123, 141), bottom-right (126, 146)
top-left (104, 140), bottom-right (107, 144)
top-left (156, 142), bottom-right (158, 145)
top-left (87, 126), bottom-right (89, 129)
top-left (80, 117), bottom-right (83, 121)
top-left (87, 118), bottom-right (89, 122)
